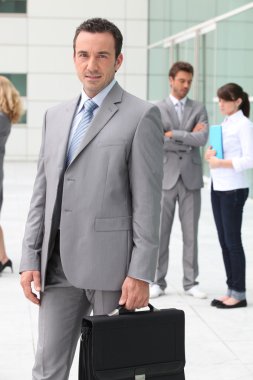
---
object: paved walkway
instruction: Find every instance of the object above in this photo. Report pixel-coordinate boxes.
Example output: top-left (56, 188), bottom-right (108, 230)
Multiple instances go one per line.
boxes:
top-left (0, 162), bottom-right (253, 380)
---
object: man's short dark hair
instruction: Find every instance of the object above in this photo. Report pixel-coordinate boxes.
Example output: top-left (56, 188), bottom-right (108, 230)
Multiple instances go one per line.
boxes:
top-left (169, 61), bottom-right (194, 78)
top-left (73, 18), bottom-right (123, 59)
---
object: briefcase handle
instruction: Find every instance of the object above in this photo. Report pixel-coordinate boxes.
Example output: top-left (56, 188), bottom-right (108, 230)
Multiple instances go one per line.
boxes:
top-left (108, 303), bottom-right (158, 316)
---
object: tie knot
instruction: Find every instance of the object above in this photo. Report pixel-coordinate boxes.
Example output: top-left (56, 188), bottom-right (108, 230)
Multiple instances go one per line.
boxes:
top-left (85, 99), bottom-right (98, 114)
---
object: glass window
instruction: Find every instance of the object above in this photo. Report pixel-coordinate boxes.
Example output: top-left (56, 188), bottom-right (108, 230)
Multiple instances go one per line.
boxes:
top-left (148, 0), bottom-right (253, 194)
top-left (2, 73), bottom-right (26, 96)
top-left (148, 47), bottom-right (169, 100)
top-left (0, 0), bottom-right (26, 13)
top-left (0, 73), bottom-right (27, 123)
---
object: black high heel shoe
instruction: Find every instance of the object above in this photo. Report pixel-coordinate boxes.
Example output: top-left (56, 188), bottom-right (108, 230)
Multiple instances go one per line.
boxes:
top-left (0, 259), bottom-right (13, 273)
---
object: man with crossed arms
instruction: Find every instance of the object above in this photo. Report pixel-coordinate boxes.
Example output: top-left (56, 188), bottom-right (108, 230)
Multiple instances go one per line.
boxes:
top-left (150, 61), bottom-right (209, 299)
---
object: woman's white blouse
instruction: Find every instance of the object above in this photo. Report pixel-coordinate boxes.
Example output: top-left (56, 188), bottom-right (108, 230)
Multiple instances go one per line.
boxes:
top-left (211, 110), bottom-right (253, 191)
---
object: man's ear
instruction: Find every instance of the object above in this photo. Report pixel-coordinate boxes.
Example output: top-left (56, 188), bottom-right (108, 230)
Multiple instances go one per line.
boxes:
top-left (115, 53), bottom-right (123, 72)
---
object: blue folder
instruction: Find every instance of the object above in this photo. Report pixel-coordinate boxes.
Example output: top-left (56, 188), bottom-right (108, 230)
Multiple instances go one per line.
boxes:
top-left (209, 125), bottom-right (223, 159)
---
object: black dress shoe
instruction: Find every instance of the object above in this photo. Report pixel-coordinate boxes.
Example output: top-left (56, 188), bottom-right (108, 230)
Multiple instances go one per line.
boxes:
top-left (216, 299), bottom-right (247, 309)
top-left (0, 259), bottom-right (13, 273)
top-left (211, 299), bottom-right (223, 307)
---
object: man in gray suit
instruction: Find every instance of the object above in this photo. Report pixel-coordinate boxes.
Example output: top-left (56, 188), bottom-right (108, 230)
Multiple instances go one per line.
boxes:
top-left (20, 18), bottom-right (163, 380)
top-left (150, 61), bottom-right (208, 299)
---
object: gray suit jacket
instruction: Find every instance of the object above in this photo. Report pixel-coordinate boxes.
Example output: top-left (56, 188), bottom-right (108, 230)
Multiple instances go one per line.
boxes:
top-left (20, 83), bottom-right (164, 291)
top-left (157, 97), bottom-right (209, 190)
top-left (0, 112), bottom-right (11, 211)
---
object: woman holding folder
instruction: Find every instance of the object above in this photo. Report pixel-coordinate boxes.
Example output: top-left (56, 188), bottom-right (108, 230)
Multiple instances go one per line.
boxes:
top-left (205, 83), bottom-right (253, 309)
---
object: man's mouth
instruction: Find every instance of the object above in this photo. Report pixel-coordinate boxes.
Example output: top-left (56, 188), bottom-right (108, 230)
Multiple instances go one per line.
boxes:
top-left (85, 74), bottom-right (101, 80)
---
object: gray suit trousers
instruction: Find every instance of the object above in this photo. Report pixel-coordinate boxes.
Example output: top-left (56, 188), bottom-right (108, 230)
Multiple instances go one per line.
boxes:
top-left (156, 177), bottom-right (201, 291)
top-left (32, 235), bottom-right (121, 380)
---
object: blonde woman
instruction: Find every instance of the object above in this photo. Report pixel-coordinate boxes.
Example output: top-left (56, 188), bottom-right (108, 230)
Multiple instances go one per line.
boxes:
top-left (0, 76), bottom-right (23, 273)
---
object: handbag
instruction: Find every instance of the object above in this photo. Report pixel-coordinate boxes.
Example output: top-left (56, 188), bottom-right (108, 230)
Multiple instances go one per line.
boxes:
top-left (79, 303), bottom-right (185, 380)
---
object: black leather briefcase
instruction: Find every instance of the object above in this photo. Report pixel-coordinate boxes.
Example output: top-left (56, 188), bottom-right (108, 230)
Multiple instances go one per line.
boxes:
top-left (79, 304), bottom-right (185, 380)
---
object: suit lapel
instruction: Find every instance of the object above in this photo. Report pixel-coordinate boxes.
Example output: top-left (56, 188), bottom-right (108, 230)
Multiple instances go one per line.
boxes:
top-left (181, 98), bottom-right (193, 129)
top-left (165, 97), bottom-right (180, 130)
top-left (68, 82), bottom-right (123, 167)
top-left (56, 96), bottom-right (80, 171)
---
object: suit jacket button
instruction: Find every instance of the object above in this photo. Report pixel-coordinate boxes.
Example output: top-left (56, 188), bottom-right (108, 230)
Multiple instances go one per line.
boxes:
top-left (179, 156), bottom-right (182, 160)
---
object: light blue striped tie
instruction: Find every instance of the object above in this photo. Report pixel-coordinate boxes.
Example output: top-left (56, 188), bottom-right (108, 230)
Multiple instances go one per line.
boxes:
top-left (176, 101), bottom-right (183, 123)
top-left (66, 99), bottom-right (98, 167)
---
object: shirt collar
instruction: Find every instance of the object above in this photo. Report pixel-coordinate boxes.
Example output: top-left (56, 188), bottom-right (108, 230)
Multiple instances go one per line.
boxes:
top-left (223, 110), bottom-right (243, 124)
top-left (169, 94), bottom-right (187, 107)
top-left (77, 79), bottom-right (116, 114)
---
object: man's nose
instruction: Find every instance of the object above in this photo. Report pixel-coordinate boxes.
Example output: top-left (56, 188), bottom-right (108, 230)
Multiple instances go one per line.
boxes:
top-left (87, 57), bottom-right (97, 70)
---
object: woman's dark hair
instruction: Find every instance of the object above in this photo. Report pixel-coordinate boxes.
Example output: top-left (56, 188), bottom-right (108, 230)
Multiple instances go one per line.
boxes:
top-left (73, 18), bottom-right (123, 59)
top-left (217, 83), bottom-right (250, 117)
top-left (169, 61), bottom-right (194, 78)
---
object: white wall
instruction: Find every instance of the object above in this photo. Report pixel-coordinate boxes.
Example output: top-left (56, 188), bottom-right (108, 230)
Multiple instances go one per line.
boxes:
top-left (0, 0), bottom-right (148, 160)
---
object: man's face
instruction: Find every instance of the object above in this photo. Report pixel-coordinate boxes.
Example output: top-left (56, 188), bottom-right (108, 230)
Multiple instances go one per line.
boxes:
top-left (73, 31), bottom-right (123, 98)
top-left (169, 70), bottom-right (193, 100)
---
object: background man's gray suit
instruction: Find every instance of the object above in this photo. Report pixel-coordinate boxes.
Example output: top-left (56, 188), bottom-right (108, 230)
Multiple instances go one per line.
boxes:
top-left (156, 96), bottom-right (208, 291)
top-left (20, 82), bottom-right (164, 379)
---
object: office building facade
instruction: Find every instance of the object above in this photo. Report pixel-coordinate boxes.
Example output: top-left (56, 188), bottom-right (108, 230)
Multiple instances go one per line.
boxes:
top-left (1, 0), bottom-right (253, 193)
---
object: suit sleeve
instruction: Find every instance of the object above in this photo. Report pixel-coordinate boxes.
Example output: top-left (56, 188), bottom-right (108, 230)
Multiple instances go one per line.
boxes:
top-left (232, 120), bottom-right (253, 171)
top-left (171, 105), bottom-right (209, 147)
top-left (19, 113), bottom-right (47, 272)
top-left (127, 105), bottom-right (164, 282)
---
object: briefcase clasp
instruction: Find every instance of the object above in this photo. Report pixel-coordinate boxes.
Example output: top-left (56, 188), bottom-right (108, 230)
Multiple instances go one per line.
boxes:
top-left (135, 375), bottom-right (145, 380)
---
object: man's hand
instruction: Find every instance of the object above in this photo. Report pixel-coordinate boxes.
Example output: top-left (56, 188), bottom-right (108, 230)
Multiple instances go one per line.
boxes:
top-left (119, 276), bottom-right (149, 310)
top-left (164, 131), bottom-right (173, 138)
top-left (165, 123), bottom-right (205, 137)
top-left (20, 270), bottom-right (41, 305)
top-left (193, 123), bottom-right (205, 132)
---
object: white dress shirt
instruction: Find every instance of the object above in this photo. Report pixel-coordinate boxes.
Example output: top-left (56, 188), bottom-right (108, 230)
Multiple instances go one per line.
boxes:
top-left (67, 79), bottom-right (116, 150)
top-left (211, 110), bottom-right (253, 191)
top-left (169, 94), bottom-right (187, 121)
